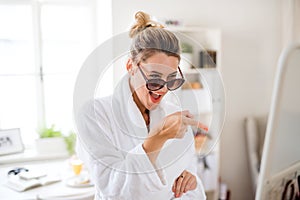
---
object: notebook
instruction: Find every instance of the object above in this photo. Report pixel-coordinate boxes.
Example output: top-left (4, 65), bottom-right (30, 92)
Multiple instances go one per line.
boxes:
top-left (6, 174), bottom-right (61, 192)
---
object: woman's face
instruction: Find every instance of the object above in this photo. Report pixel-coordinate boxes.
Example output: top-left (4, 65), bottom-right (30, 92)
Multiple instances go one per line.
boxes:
top-left (128, 52), bottom-right (180, 111)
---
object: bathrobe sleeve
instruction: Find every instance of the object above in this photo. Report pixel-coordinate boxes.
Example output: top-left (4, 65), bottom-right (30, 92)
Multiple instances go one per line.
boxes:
top-left (75, 99), bottom-right (167, 198)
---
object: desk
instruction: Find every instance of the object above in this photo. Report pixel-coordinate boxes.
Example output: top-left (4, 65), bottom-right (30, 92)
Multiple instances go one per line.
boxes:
top-left (0, 159), bottom-right (95, 200)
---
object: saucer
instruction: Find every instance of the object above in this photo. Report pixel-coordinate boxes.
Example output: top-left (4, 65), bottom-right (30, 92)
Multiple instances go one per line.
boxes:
top-left (66, 175), bottom-right (93, 188)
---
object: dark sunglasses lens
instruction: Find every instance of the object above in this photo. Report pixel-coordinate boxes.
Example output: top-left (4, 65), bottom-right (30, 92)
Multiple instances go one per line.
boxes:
top-left (147, 79), bottom-right (165, 91)
top-left (167, 79), bottom-right (185, 91)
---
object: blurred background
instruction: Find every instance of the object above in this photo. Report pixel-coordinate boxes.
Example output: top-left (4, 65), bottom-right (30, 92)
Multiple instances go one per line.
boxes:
top-left (0, 0), bottom-right (299, 200)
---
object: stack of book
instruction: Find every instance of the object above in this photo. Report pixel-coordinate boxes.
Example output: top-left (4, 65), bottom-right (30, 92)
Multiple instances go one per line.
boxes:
top-left (199, 50), bottom-right (217, 68)
top-left (6, 170), bottom-right (61, 192)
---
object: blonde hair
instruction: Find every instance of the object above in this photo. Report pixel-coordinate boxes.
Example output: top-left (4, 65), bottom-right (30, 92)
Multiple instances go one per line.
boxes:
top-left (129, 11), bottom-right (181, 64)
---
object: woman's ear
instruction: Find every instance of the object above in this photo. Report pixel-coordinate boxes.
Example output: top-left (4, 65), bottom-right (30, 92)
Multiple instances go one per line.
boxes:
top-left (126, 58), bottom-right (135, 76)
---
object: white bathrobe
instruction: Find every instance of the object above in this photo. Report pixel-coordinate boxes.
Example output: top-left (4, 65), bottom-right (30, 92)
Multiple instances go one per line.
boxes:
top-left (76, 74), bottom-right (206, 200)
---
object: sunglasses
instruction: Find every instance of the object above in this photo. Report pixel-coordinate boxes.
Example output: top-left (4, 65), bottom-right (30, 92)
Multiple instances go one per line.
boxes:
top-left (138, 64), bottom-right (185, 91)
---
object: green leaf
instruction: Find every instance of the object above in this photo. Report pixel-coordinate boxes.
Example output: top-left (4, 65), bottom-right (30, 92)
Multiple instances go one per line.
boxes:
top-left (181, 42), bottom-right (193, 53)
top-left (64, 131), bottom-right (76, 155)
top-left (38, 124), bottom-right (62, 138)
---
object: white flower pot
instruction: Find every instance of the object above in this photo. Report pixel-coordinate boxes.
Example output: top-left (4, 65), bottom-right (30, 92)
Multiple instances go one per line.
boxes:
top-left (35, 137), bottom-right (68, 155)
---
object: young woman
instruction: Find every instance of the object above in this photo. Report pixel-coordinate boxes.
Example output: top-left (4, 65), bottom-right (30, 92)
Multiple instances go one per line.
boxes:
top-left (76, 11), bottom-right (206, 200)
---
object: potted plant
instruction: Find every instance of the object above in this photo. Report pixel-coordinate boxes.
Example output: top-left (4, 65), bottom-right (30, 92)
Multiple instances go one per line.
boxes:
top-left (64, 131), bottom-right (76, 155)
top-left (180, 42), bottom-right (193, 71)
top-left (35, 125), bottom-right (68, 155)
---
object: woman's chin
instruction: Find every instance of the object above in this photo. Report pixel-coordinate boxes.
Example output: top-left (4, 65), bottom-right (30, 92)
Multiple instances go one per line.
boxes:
top-left (148, 103), bottom-right (159, 111)
top-left (144, 91), bottom-right (166, 110)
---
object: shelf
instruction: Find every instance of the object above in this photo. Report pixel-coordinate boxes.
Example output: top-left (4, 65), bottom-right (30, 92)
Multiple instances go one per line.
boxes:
top-left (178, 89), bottom-right (212, 114)
top-left (167, 26), bottom-right (221, 200)
top-left (0, 148), bottom-right (69, 165)
top-left (182, 68), bottom-right (218, 74)
top-left (180, 87), bottom-right (209, 92)
top-left (167, 26), bottom-right (221, 72)
top-left (166, 26), bottom-right (221, 34)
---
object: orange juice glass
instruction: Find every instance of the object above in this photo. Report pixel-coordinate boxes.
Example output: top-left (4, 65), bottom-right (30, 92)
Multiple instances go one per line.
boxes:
top-left (71, 159), bottom-right (83, 175)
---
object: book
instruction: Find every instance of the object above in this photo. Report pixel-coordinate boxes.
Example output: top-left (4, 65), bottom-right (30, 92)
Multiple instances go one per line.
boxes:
top-left (6, 174), bottom-right (61, 192)
top-left (199, 50), bottom-right (217, 68)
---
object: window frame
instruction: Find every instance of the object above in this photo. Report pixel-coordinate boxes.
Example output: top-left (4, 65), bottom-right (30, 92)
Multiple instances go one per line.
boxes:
top-left (0, 0), bottom-right (98, 147)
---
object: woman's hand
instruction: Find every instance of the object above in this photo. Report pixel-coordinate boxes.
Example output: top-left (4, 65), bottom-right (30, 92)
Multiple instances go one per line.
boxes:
top-left (143, 110), bottom-right (207, 164)
top-left (151, 110), bottom-right (197, 139)
top-left (172, 170), bottom-right (197, 198)
top-left (143, 111), bottom-right (193, 163)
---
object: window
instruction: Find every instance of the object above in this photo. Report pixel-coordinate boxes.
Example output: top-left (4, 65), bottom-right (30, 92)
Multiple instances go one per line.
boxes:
top-left (0, 1), bottom-right (97, 146)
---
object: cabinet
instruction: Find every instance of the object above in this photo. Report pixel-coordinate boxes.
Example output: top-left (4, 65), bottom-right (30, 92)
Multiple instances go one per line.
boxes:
top-left (167, 26), bottom-right (224, 200)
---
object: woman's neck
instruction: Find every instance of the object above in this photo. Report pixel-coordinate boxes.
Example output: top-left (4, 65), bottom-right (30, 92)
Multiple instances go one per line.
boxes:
top-left (132, 92), bottom-right (150, 126)
top-left (129, 78), bottom-right (150, 126)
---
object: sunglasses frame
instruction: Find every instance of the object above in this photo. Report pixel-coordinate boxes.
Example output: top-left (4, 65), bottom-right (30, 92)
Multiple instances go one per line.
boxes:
top-left (137, 64), bottom-right (185, 91)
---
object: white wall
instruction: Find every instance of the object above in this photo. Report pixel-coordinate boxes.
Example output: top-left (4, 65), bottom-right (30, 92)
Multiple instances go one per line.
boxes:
top-left (282, 0), bottom-right (300, 44)
top-left (110, 0), bottom-right (283, 199)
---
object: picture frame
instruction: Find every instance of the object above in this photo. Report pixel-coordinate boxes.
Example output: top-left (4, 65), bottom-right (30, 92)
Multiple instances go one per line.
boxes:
top-left (0, 128), bottom-right (24, 156)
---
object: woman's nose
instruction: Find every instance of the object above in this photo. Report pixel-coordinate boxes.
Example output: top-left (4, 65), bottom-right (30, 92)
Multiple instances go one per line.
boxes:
top-left (159, 84), bottom-right (168, 93)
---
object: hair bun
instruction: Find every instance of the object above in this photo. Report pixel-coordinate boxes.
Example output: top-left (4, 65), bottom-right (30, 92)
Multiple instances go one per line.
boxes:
top-left (129, 11), bottom-right (164, 38)
top-left (135, 11), bottom-right (151, 26)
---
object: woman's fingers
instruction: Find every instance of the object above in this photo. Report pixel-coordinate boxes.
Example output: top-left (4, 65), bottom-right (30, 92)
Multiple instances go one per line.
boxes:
top-left (181, 110), bottom-right (193, 118)
top-left (173, 171), bottom-right (198, 198)
top-left (180, 173), bottom-right (192, 194)
top-left (175, 171), bottom-right (191, 198)
top-left (190, 180), bottom-right (197, 191)
top-left (162, 111), bottom-right (208, 139)
top-left (172, 182), bottom-right (176, 193)
top-left (174, 174), bottom-right (184, 198)
top-left (182, 117), bottom-right (208, 132)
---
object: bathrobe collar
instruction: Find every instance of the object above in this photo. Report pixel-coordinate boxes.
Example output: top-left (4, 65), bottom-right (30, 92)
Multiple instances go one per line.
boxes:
top-left (111, 74), bottom-right (167, 140)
